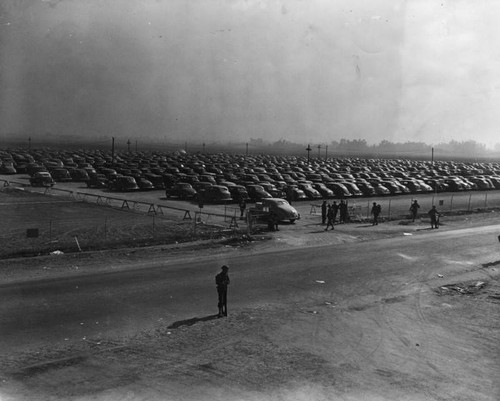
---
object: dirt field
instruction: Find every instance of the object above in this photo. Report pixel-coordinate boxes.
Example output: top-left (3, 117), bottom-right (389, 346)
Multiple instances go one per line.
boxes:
top-left (1, 196), bottom-right (499, 400)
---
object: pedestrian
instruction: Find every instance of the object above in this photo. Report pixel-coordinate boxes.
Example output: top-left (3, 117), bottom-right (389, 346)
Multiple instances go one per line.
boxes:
top-left (215, 265), bottom-right (230, 317)
top-left (409, 200), bottom-right (420, 222)
top-left (339, 200), bottom-right (347, 223)
top-left (325, 205), bottom-right (335, 230)
top-left (267, 213), bottom-right (279, 231)
top-left (332, 201), bottom-right (339, 224)
top-left (239, 198), bottom-right (247, 219)
top-left (321, 200), bottom-right (327, 225)
top-left (371, 202), bottom-right (381, 225)
top-left (428, 205), bottom-right (440, 229)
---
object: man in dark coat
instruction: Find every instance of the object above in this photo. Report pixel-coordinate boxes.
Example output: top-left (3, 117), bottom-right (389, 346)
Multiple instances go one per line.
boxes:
top-left (428, 205), bottom-right (440, 229)
top-left (321, 200), bottom-right (327, 225)
top-left (409, 200), bottom-right (420, 222)
top-left (371, 202), bottom-right (381, 225)
top-left (216, 265), bottom-right (230, 317)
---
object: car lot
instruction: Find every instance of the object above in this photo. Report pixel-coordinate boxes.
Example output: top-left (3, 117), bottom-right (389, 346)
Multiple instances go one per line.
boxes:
top-left (3, 149), bottom-right (500, 207)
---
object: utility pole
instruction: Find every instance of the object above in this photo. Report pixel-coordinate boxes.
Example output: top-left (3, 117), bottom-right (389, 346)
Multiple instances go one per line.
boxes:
top-left (111, 137), bottom-right (115, 166)
top-left (306, 144), bottom-right (312, 163)
top-left (317, 144), bottom-right (322, 158)
top-left (28, 136), bottom-right (31, 150)
top-left (431, 147), bottom-right (434, 165)
top-left (127, 139), bottom-right (131, 153)
top-left (246, 142), bottom-right (249, 156)
top-left (202, 142), bottom-right (206, 154)
top-left (325, 145), bottom-right (328, 160)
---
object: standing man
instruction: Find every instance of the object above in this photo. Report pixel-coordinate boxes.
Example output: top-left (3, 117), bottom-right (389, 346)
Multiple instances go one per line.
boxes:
top-left (321, 200), bottom-right (327, 225)
top-left (216, 265), bottom-right (230, 317)
top-left (239, 198), bottom-right (247, 220)
top-left (332, 201), bottom-right (339, 224)
top-left (428, 205), bottom-right (440, 229)
top-left (371, 202), bottom-right (381, 225)
top-left (325, 205), bottom-right (335, 231)
top-left (339, 200), bottom-right (347, 223)
top-left (409, 200), bottom-right (420, 222)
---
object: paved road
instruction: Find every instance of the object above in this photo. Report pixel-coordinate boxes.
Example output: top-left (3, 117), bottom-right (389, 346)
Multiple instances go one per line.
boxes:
top-left (1, 221), bottom-right (499, 354)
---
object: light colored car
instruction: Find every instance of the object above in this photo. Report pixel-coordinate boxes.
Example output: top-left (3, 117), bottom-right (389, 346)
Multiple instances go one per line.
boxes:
top-left (255, 197), bottom-right (300, 223)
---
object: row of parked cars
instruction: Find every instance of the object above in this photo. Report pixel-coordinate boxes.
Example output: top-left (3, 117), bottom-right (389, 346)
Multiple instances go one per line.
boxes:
top-left (2, 148), bottom-right (500, 204)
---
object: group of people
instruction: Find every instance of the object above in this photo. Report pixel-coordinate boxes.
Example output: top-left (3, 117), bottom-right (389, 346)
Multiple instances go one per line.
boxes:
top-left (321, 198), bottom-right (440, 229)
top-left (321, 200), bottom-right (349, 230)
top-left (409, 200), bottom-right (440, 228)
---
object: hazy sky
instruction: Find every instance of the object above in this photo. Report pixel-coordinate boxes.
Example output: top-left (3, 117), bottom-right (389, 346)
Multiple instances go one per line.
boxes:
top-left (1, 0), bottom-right (500, 147)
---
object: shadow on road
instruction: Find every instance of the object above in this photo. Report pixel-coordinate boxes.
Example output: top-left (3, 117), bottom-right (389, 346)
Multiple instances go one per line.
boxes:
top-left (482, 260), bottom-right (500, 268)
top-left (167, 314), bottom-right (220, 329)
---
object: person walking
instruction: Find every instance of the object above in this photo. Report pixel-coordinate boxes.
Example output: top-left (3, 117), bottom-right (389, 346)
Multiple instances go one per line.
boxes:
top-left (332, 201), bottom-right (339, 224)
top-left (428, 205), bottom-right (440, 229)
top-left (371, 202), bottom-right (381, 225)
top-left (239, 198), bottom-right (247, 220)
top-left (409, 200), bottom-right (420, 222)
top-left (321, 200), bottom-right (327, 225)
top-left (325, 204), bottom-right (335, 230)
top-left (339, 200), bottom-right (347, 223)
top-left (216, 265), bottom-right (230, 317)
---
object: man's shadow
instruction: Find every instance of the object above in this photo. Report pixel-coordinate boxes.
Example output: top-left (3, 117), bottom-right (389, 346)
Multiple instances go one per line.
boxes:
top-left (167, 314), bottom-right (220, 329)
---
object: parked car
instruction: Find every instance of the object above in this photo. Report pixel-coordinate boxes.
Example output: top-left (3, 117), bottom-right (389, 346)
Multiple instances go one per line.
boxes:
top-left (297, 183), bottom-right (322, 200)
top-left (287, 186), bottom-right (308, 201)
top-left (326, 182), bottom-right (353, 198)
top-left (108, 176), bottom-right (139, 191)
top-left (197, 185), bottom-right (232, 203)
top-left (312, 182), bottom-right (335, 198)
top-left (165, 182), bottom-right (197, 199)
top-left (246, 184), bottom-right (272, 201)
top-left (250, 198), bottom-right (300, 223)
top-left (0, 163), bottom-right (17, 174)
top-left (228, 185), bottom-right (250, 202)
top-left (70, 168), bottom-right (90, 182)
top-left (30, 172), bottom-right (55, 187)
top-left (144, 173), bottom-right (165, 190)
top-left (340, 181), bottom-right (363, 197)
top-left (258, 182), bottom-right (284, 198)
top-left (136, 177), bottom-right (155, 191)
top-left (86, 173), bottom-right (108, 188)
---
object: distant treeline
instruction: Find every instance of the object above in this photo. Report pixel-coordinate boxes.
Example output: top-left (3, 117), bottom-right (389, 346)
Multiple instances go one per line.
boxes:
top-left (1, 134), bottom-right (499, 162)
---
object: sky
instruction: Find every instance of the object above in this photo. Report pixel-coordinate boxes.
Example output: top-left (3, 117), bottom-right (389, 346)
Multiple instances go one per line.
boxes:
top-left (1, 0), bottom-right (500, 148)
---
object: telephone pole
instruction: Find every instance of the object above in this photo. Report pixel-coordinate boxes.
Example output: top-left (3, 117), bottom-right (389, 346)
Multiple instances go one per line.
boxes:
top-left (111, 137), bottom-right (115, 166)
top-left (127, 139), bottom-right (131, 153)
top-left (317, 144), bottom-right (322, 158)
top-left (306, 144), bottom-right (312, 163)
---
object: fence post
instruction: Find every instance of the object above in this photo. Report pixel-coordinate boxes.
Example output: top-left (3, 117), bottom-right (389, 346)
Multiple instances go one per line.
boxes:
top-left (467, 194), bottom-right (472, 212)
top-left (450, 194), bottom-right (454, 212)
top-left (484, 192), bottom-right (488, 208)
top-left (367, 201), bottom-right (370, 218)
top-left (388, 199), bottom-right (391, 219)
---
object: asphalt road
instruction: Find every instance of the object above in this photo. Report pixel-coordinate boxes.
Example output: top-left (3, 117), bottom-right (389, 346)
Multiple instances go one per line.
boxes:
top-left (1, 220), bottom-right (499, 354)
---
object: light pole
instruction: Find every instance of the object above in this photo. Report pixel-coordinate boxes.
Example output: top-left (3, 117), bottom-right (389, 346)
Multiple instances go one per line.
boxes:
top-left (306, 144), bottom-right (312, 163)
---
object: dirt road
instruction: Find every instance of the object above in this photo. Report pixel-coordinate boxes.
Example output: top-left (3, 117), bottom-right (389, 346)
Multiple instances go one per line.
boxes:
top-left (0, 212), bottom-right (499, 401)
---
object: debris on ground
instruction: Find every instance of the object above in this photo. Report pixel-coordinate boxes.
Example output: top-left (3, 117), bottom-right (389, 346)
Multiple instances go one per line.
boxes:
top-left (438, 281), bottom-right (487, 295)
top-left (50, 250), bottom-right (64, 255)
